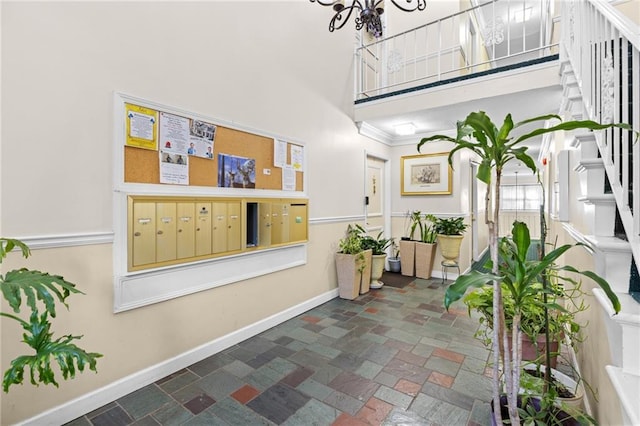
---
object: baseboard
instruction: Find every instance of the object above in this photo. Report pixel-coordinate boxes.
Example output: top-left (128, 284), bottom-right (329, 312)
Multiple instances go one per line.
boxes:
top-left (17, 289), bottom-right (339, 426)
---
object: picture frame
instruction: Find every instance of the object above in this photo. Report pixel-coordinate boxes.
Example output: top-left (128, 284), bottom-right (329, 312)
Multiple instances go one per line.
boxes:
top-left (401, 152), bottom-right (452, 195)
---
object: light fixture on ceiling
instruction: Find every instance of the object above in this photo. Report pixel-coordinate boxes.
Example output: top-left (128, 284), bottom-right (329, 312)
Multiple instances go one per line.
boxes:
top-left (394, 123), bottom-right (416, 136)
top-left (310, 0), bottom-right (426, 38)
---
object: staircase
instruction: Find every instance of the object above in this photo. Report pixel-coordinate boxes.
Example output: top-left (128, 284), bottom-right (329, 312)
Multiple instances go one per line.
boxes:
top-left (559, 1), bottom-right (640, 424)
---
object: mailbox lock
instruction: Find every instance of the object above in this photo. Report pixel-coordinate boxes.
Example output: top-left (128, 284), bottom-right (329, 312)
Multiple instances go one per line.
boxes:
top-left (196, 228), bottom-right (201, 231)
top-left (178, 229), bottom-right (183, 233)
top-left (157, 230), bottom-right (163, 235)
top-left (134, 232), bottom-right (141, 237)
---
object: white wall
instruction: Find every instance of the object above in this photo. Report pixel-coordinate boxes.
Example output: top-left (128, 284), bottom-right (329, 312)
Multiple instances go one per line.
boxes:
top-left (0, 2), bottom-right (390, 423)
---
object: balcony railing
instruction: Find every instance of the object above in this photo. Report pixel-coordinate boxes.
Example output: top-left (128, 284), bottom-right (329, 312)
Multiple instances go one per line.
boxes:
top-left (355, 0), bottom-right (558, 102)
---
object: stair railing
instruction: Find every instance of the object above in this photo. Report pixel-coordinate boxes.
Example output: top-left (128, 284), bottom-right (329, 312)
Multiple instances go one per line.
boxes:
top-left (561, 0), bottom-right (640, 267)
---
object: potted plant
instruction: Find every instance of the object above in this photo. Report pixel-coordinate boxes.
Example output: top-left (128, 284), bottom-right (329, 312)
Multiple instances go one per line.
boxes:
top-left (360, 230), bottom-right (393, 289)
top-left (399, 210), bottom-right (422, 277)
top-left (335, 224), bottom-right (371, 299)
top-left (387, 240), bottom-right (401, 273)
top-left (1, 237), bottom-right (102, 393)
top-left (430, 215), bottom-right (467, 266)
top-left (419, 110), bottom-right (630, 424)
top-left (415, 214), bottom-right (438, 279)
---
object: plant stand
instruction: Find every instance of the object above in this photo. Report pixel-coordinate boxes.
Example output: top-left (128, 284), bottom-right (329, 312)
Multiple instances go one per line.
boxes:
top-left (441, 260), bottom-right (459, 283)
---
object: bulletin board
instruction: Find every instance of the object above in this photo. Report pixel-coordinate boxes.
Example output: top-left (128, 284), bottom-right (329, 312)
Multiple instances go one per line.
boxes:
top-left (123, 103), bottom-right (304, 192)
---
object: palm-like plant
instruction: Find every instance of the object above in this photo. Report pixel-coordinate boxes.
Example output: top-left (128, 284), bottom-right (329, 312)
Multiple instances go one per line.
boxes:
top-left (418, 111), bottom-right (630, 425)
top-left (0, 238), bottom-right (102, 392)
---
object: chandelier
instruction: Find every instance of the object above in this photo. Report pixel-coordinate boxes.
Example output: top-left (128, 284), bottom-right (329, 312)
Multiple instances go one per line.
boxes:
top-left (310, 0), bottom-right (426, 38)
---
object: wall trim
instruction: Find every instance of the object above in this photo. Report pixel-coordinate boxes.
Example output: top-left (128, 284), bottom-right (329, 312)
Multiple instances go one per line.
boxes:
top-left (11, 232), bottom-right (114, 250)
top-left (17, 289), bottom-right (339, 426)
top-left (309, 215), bottom-right (364, 225)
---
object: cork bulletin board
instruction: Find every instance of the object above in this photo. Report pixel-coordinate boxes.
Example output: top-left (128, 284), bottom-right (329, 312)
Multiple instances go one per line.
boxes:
top-left (123, 103), bottom-right (304, 192)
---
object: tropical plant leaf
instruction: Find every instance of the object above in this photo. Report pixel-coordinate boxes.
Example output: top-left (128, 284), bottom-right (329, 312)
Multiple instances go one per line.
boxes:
top-left (2, 310), bottom-right (102, 392)
top-left (511, 221), bottom-right (531, 263)
top-left (0, 238), bottom-right (30, 263)
top-left (514, 120), bottom-right (634, 146)
top-left (559, 265), bottom-right (621, 313)
top-left (1, 269), bottom-right (81, 316)
top-left (444, 270), bottom-right (501, 310)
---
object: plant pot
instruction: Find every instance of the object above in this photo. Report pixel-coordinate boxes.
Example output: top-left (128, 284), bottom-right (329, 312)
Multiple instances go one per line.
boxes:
top-left (415, 242), bottom-right (437, 279)
top-left (399, 240), bottom-right (415, 277)
top-left (437, 234), bottom-right (464, 265)
top-left (335, 252), bottom-right (365, 300)
top-left (387, 257), bottom-right (401, 273)
top-left (370, 254), bottom-right (386, 289)
top-left (360, 249), bottom-right (373, 294)
top-left (490, 394), bottom-right (580, 426)
top-left (521, 333), bottom-right (560, 369)
top-left (522, 365), bottom-right (584, 410)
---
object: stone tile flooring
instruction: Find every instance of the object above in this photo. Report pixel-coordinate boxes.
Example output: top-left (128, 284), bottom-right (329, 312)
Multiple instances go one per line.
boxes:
top-left (66, 278), bottom-right (494, 425)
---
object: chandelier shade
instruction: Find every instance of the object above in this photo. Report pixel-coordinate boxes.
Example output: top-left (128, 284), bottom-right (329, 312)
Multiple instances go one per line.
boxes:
top-left (311, 0), bottom-right (426, 38)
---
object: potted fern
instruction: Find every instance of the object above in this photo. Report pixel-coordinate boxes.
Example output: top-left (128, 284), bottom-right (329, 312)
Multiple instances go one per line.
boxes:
top-left (360, 229), bottom-right (393, 289)
top-left (1, 237), bottom-right (102, 393)
top-left (430, 215), bottom-right (467, 266)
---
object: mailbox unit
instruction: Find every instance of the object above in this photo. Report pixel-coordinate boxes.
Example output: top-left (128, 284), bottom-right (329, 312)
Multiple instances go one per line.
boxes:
top-left (128, 196), bottom-right (308, 271)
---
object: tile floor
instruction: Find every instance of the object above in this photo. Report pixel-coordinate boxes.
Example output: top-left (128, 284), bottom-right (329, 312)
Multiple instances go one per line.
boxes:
top-left (66, 278), bottom-right (495, 426)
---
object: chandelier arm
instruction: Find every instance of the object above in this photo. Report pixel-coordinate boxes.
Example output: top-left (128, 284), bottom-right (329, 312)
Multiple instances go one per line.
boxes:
top-left (389, 0), bottom-right (426, 12)
top-left (329, 2), bottom-right (363, 32)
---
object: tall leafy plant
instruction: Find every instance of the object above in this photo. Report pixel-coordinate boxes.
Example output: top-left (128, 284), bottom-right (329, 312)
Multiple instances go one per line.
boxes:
top-left (418, 111), bottom-right (630, 424)
top-left (0, 238), bottom-right (102, 392)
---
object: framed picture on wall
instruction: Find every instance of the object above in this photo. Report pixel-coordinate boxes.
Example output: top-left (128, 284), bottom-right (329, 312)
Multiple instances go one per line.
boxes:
top-left (401, 153), bottom-right (452, 195)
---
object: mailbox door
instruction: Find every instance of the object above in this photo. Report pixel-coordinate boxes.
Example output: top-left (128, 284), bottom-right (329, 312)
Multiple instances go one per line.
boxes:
top-left (132, 202), bottom-right (156, 267)
top-left (195, 202), bottom-right (212, 256)
top-left (258, 202), bottom-right (272, 247)
top-left (227, 202), bottom-right (241, 251)
top-left (176, 202), bottom-right (195, 259)
top-left (156, 202), bottom-right (177, 263)
top-left (211, 202), bottom-right (228, 254)
top-left (289, 204), bottom-right (308, 242)
top-left (270, 203), bottom-right (283, 245)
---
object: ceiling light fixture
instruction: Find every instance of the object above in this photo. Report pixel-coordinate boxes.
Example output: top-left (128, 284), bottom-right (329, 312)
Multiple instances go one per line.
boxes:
top-left (310, 0), bottom-right (426, 38)
top-left (395, 123), bottom-right (416, 136)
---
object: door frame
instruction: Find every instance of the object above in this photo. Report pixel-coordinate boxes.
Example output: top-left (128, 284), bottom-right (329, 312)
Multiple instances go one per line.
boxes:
top-left (364, 152), bottom-right (391, 243)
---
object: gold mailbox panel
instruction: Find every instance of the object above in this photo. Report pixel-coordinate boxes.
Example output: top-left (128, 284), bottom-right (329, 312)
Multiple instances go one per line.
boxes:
top-left (132, 202), bottom-right (156, 267)
top-left (227, 202), bottom-right (241, 251)
top-left (271, 203), bottom-right (290, 245)
top-left (156, 202), bottom-right (177, 263)
top-left (258, 202), bottom-right (272, 247)
top-left (289, 203), bottom-right (308, 243)
top-left (195, 202), bottom-right (212, 256)
top-left (176, 202), bottom-right (195, 259)
top-left (128, 197), bottom-right (306, 271)
top-left (211, 202), bottom-right (228, 254)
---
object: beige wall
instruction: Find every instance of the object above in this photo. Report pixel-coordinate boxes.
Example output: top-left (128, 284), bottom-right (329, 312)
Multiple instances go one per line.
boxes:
top-left (0, 2), bottom-right (390, 423)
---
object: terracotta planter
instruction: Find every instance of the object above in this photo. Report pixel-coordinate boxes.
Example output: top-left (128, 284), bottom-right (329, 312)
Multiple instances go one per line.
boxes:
top-left (437, 234), bottom-right (464, 265)
top-left (370, 254), bottom-right (386, 289)
top-left (399, 240), bottom-right (415, 277)
top-left (508, 332), bottom-right (560, 368)
top-left (360, 249), bottom-right (373, 294)
top-left (335, 252), bottom-right (365, 300)
top-left (415, 242), bottom-right (437, 279)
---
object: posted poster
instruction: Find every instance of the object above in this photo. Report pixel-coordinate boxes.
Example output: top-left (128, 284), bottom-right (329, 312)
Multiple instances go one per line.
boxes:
top-left (217, 154), bottom-right (256, 188)
top-left (159, 112), bottom-right (190, 154)
top-left (291, 145), bottom-right (304, 171)
top-left (159, 150), bottom-right (189, 185)
top-left (274, 139), bottom-right (287, 168)
top-left (188, 119), bottom-right (216, 159)
top-left (282, 165), bottom-right (296, 191)
top-left (125, 103), bottom-right (158, 150)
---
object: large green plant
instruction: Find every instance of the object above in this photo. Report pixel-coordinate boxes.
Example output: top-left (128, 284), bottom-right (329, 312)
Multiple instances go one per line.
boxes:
top-left (0, 238), bottom-right (102, 393)
top-left (418, 111), bottom-right (630, 425)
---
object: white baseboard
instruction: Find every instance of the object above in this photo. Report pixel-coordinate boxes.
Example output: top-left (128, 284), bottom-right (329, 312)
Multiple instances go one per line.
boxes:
top-left (17, 289), bottom-right (339, 426)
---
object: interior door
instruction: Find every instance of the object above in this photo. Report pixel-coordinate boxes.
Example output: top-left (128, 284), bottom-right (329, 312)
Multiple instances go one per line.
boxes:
top-left (366, 156), bottom-right (385, 236)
